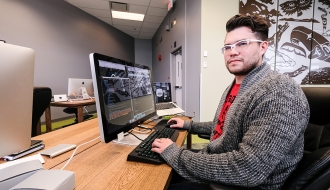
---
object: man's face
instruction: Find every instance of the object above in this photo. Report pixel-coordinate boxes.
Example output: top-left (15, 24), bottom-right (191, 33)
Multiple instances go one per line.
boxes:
top-left (223, 26), bottom-right (268, 77)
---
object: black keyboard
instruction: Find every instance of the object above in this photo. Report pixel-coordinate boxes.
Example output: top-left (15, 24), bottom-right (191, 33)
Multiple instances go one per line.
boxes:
top-left (127, 120), bottom-right (179, 164)
top-left (156, 102), bottom-right (176, 110)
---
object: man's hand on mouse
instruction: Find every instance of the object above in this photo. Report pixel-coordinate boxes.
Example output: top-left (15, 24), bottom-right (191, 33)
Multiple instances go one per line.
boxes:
top-left (151, 138), bottom-right (174, 154)
top-left (167, 118), bottom-right (184, 128)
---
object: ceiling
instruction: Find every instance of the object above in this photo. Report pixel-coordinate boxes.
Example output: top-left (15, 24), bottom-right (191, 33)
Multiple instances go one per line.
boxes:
top-left (65, 0), bottom-right (169, 39)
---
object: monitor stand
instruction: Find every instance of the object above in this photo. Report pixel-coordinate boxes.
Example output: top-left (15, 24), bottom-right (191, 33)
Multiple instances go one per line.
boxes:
top-left (79, 87), bottom-right (89, 99)
top-left (113, 132), bottom-right (148, 146)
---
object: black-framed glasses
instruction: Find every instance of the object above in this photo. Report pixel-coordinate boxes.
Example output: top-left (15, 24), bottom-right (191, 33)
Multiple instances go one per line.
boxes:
top-left (221, 39), bottom-right (263, 54)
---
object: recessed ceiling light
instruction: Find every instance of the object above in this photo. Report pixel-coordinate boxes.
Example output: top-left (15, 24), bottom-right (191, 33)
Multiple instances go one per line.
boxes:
top-left (111, 10), bottom-right (144, 21)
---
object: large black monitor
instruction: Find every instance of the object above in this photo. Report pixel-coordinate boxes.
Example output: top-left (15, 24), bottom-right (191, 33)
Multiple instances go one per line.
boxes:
top-left (89, 53), bottom-right (156, 143)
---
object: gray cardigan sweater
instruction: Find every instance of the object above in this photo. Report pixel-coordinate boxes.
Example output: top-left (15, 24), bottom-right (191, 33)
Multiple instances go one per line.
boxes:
top-left (160, 63), bottom-right (310, 189)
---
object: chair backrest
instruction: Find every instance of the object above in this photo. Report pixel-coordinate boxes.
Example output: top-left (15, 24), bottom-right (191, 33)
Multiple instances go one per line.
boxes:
top-left (282, 86), bottom-right (330, 190)
top-left (32, 87), bottom-right (52, 137)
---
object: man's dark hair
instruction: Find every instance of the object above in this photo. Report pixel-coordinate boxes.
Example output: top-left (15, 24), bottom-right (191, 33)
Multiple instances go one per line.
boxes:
top-left (226, 14), bottom-right (269, 40)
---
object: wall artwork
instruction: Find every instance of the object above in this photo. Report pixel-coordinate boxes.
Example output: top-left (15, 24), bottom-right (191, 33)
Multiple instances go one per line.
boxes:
top-left (239, 0), bottom-right (330, 84)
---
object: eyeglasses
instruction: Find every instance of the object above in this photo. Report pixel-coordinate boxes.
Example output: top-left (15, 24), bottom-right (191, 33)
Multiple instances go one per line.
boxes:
top-left (221, 39), bottom-right (264, 54)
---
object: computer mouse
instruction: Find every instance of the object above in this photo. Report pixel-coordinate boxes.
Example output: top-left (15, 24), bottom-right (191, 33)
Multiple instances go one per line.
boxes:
top-left (166, 120), bottom-right (177, 128)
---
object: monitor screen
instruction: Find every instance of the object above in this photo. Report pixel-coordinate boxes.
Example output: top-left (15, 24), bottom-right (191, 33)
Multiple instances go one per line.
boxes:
top-left (67, 78), bottom-right (94, 98)
top-left (0, 42), bottom-right (34, 157)
top-left (153, 82), bottom-right (172, 103)
top-left (89, 53), bottom-right (156, 143)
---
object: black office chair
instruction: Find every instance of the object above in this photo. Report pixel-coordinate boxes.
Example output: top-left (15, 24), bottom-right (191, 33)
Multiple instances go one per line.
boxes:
top-left (209, 86), bottom-right (330, 190)
top-left (31, 87), bottom-right (52, 137)
top-left (63, 107), bottom-right (94, 124)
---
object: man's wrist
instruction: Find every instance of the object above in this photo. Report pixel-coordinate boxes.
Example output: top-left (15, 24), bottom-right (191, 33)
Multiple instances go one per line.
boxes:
top-left (160, 143), bottom-right (179, 161)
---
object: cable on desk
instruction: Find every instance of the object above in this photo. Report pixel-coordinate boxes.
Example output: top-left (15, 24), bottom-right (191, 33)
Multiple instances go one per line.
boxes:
top-left (70, 93), bottom-right (83, 101)
top-left (130, 129), bottom-right (151, 134)
top-left (129, 125), bottom-right (152, 134)
top-left (60, 136), bottom-right (100, 170)
top-left (127, 131), bottom-right (144, 141)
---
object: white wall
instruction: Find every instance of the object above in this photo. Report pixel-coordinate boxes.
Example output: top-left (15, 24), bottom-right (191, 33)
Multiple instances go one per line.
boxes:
top-left (200, 0), bottom-right (239, 121)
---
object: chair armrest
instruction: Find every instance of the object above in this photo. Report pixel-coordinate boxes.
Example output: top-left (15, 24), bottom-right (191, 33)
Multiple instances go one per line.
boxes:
top-left (198, 134), bottom-right (211, 140)
top-left (209, 183), bottom-right (248, 190)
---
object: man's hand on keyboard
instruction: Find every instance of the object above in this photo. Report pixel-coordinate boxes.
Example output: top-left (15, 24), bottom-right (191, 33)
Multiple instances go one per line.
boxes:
top-left (151, 138), bottom-right (174, 154)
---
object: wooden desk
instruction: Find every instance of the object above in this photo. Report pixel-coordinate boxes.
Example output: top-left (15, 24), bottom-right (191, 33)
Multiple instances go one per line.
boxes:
top-left (51, 124), bottom-right (186, 189)
top-left (44, 99), bottom-right (96, 133)
top-left (0, 119), bottom-right (100, 167)
top-left (25, 118), bottom-right (187, 190)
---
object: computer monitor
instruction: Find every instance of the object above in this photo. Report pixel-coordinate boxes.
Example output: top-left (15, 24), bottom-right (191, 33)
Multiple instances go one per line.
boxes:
top-left (0, 42), bottom-right (35, 157)
top-left (67, 78), bottom-right (94, 98)
top-left (153, 82), bottom-right (172, 103)
top-left (89, 53), bottom-right (157, 143)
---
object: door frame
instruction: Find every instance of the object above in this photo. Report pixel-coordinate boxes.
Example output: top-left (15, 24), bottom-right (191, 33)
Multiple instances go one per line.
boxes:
top-left (170, 47), bottom-right (183, 106)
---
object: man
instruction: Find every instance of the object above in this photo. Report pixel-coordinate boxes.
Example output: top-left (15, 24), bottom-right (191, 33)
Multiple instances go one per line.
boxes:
top-left (151, 14), bottom-right (310, 189)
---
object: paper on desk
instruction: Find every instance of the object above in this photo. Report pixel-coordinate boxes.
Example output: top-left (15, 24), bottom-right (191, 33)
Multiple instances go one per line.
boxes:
top-left (0, 154), bottom-right (44, 170)
top-left (113, 134), bottom-right (148, 146)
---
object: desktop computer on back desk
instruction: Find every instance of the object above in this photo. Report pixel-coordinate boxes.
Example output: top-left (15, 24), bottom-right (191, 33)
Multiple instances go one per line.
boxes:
top-left (89, 53), bottom-right (179, 164)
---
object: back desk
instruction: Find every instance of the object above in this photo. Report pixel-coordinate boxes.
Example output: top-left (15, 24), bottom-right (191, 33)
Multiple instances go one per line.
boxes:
top-left (32, 118), bottom-right (188, 190)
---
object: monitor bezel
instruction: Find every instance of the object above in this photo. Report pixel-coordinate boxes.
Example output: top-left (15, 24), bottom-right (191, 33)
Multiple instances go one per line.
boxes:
top-left (90, 53), bottom-right (157, 143)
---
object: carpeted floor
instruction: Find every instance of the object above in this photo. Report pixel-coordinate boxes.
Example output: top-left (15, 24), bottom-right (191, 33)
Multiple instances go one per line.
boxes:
top-left (40, 113), bottom-right (97, 133)
top-left (185, 143), bottom-right (209, 150)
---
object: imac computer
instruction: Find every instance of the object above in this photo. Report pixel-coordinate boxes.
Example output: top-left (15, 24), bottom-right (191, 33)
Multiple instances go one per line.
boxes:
top-left (89, 53), bottom-right (157, 143)
top-left (67, 78), bottom-right (94, 99)
top-left (0, 42), bottom-right (35, 157)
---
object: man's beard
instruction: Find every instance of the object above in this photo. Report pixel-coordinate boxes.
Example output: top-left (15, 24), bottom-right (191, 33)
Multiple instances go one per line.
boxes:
top-left (227, 60), bottom-right (258, 76)
top-left (226, 55), bottom-right (260, 76)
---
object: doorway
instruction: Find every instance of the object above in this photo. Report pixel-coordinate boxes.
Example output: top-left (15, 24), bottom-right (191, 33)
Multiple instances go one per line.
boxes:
top-left (171, 48), bottom-right (183, 108)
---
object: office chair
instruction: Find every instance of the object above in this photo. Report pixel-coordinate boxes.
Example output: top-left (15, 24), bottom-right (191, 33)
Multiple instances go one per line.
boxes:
top-left (209, 86), bottom-right (330, 190)
top-left (63, 107), bottom-right (93, 123)
top-left (31, 87), bottom-right (52, 137)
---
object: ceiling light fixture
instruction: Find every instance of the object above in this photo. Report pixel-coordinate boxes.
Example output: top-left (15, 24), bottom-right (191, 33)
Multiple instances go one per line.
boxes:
top-left (111, 10), bottom-right (144, 21)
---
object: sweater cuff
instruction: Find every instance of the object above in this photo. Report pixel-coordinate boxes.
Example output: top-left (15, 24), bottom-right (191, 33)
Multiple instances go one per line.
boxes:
top-left (160, 143), bottom-right (180, 163)
top-left (183, 120), bottom-right (192, 130)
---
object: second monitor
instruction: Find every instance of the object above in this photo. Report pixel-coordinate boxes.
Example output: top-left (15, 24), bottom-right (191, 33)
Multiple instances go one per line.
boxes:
top-left (153, 82), bottom-right (172, 103)
top-left (67, 78), bottom-right (94, 99)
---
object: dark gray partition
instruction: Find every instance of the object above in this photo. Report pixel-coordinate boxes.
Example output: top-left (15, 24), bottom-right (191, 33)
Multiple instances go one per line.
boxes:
top-left (0, 0), bottom-right (135, 120)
